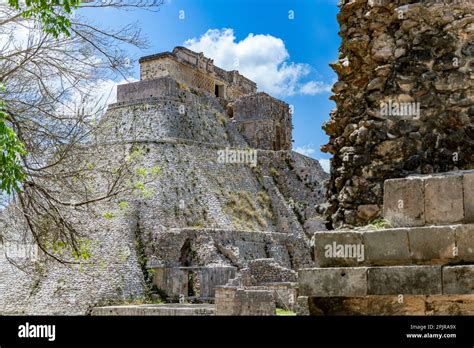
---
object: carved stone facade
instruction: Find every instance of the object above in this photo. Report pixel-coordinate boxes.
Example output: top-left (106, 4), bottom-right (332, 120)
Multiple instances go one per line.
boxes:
top-left (138, 46), bottom-right (256, 102)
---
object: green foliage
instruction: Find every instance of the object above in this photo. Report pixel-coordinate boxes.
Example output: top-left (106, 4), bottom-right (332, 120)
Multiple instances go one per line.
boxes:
top-left (150, 165), bottom-right (161, 176)
top-left (134, 181), bottom-right (154, 199)
top-left (1, 0), bottom-right (82, 193)
top-left (102, 211), bottom-right (116, 219)
top-left (136, 167), bottom-right (148, 177)
top-left (368, 218), bottom-right (392, 230)
top-left (147, 268), bottom-right (156, 278)
top-left (118, 201), bottom-right (129, 210)
top-left (269, 166), bottom-right (280, 178)
top-left (7, 0), bottom-right (81, 38)
top-left (50, 238), bottom-right (92, 262)
top-left (29, 278), bottom-right (41, 296)
top-left (276, 308), bottom-right (296, 316)
top-left (134, 181), bottom-right (145, 191)
top-left (126, 148), bottom-right (145, 163)
top-left (142, 188), bottom-right (154, 199)
top-left (0, 84), bottom-right (26, 195)
top-left (71, 239), bottom-right (92, 261)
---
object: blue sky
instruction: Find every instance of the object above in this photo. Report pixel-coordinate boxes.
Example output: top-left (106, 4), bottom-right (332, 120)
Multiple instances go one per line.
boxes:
top-left (80, 0), bottom-right (340, 171)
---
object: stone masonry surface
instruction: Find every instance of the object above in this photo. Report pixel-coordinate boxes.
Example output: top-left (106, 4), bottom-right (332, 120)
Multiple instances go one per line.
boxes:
top-left (0, 47), bottom-right (327, 314)
top-left (323, 0), bottom-right (474, 228)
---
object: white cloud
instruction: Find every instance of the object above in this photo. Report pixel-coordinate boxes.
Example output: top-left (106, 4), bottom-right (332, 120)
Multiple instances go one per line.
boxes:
top-left (0, 7), bottom-right (33, 51)
top-left (294, 144), bottom-right (316, 157)
top-left (184, 28), bottom-right (330, 97)
top-left (300, 80), bottom-right (332, 95)
top-left (318, 159), bottom-right (331, 173)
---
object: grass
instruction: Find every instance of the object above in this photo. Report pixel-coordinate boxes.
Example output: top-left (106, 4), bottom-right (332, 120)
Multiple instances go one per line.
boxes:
top-left (368, 218), bottom-right (393, 229)
top-left (276, 308), bottom-right (296, 316)
top-left (224, 190), bottom-right (272, 230)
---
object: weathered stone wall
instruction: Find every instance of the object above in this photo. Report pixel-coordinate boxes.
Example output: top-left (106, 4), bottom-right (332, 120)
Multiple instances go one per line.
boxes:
top-left (0, 173), bottom-right (145, 315)
top-left (150, 266), bottom-right (236, 299)
top-left (228, 258), bottom-right (297, 286)
top-left (384, 170), bottom-right (474, 226)
top-left (323, 0), bottom-right (474, 228)
top-left (262, 282), bottom-right (297, 310)
top-left (215, 286), bottom-right (276, 315)
top-left (91, 304), bottom-right (215, 316)
top-left (0, 50), bottom-right (327, 314)
top-left (0, 120), bottom-right (322, 314)
top-left (234, 92), bottom-right (293, 151)
top-left (110, 77), bottom-right (244, 146)
top-left (225, 258), bottom-right (298, 310)
top-left (144, 228), bottom-right (312, 271)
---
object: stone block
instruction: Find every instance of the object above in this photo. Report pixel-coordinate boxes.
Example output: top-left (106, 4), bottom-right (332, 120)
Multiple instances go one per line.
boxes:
top-left (236, 288), bottom-right (276, 316)
top-left (91, 304), bottom-right (215, 316)
top-left (443, 266), bottom-right (474, 295)
top-left (313, 231), bottom-right (365, 267)
top-left (298, 267), bottom-right (368, 297)
top-left (364, 229), bottom-right (410, 265)
top-left (408, 225), bottom-right (456, 261)
top-left (306, 295), bottom-right (474, 315)
top-left (367, 266), bottom-right (442, 295)
top-left (307, 296), bottom-right (426, 316)
top-left (367, 295), bottom-right (426, 315)
top-left (215, 286), bottom-right (276, 316)
top-left (295, 296), bottom-right (310, 316)
top-left (425, 295), bottom-right (474, 315)
top-left (456, 224), bottom-right (474, 262)
top-left (424, 174), bottom-right (464, 224)
top-left (383, 177), bottom-right (424, 226)
top-left (463, 171), bottom-right (474, 223)
top-left (308, 297), bottom-right (368, 315)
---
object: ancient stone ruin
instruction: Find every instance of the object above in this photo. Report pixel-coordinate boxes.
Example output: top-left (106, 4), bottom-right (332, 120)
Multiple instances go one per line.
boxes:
top-left (1, 0), bottom-right (472, 317)
top-left (298, 170), bottom-right (474, 315)
top-left (296, 0), bottom-right (474, 316)
top-left (0, 46), bottom-right (327, 315)
top-left (323, 0), bottom-right (473, 228)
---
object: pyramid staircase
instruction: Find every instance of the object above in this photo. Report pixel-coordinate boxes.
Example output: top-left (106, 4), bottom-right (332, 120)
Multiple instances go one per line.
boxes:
top-left (297, 170), bottom-right (474, 315)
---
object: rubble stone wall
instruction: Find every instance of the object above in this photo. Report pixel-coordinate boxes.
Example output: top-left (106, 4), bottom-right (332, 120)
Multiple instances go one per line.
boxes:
top-left (323, 0), bottom-right (474, 228)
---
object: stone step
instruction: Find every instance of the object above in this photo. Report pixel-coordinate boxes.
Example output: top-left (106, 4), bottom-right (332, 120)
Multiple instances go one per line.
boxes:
top-left (298, 265), bottom-right (474, 297)
top-left (90, 304), bottom-right (215, 316)
top-left (297, 295), bottom-right (474, 316)
top-left (383, 170), bottom-right (474, 227)
top-left (313, 223), bottom-right (474, 267)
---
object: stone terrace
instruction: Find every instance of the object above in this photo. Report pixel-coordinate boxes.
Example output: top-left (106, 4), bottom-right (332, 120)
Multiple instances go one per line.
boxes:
top-left (298, 170), bottom-right (474, 315)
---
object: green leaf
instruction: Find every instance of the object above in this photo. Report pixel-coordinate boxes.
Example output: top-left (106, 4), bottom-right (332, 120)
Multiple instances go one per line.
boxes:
top-left (8, 0), bottom-right (81, 38)
top-left (0, 86), bottom-right (26, 195)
